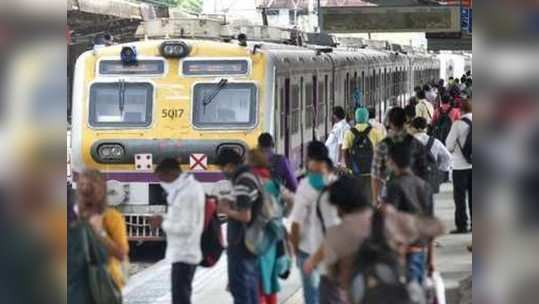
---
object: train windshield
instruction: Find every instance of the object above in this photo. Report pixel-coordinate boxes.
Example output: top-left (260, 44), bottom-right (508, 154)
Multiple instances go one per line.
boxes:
top-left (192, 82), bottom-right (257, 128)
top-left (89, 82), bottom-right (153, 127)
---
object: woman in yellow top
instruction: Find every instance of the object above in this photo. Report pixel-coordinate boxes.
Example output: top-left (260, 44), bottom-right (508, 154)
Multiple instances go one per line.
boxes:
top-left (341, 107), bottom-right (385, 204)
top-left (77, 170), bottom-right (129, 289)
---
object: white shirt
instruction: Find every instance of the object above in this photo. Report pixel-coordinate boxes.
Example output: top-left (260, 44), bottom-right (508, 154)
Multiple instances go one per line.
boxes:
top-left (426, 89), bottom-right (437, 103)
top-left (290, 175), bottom-right (340, 255)
top-left (414, 132), bottom-right (452, 172)
top-left (161, 173), bottom-right (206, 264)
top-left (446, 113), bottom-right (472, 170)
top-left (325, 119), bottom-right (350, 164)
top-left (416, 99), bottom-right (435, 125)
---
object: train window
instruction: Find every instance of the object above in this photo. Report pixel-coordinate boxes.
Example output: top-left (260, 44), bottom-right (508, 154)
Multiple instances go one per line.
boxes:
top-left (182, 59), bottom-right (249, 76)
top-left (318, 80), bottom-right (325, 126)
top-left (305, 82), bottom-right (313, 129)
top-left (192, 82), bottom-right (257, 128)
top-left (280, 87), bottom-right (285, 138)
top-left (89, 82), bottom-right (153, 128)
top-left (290, 84), bottom-right (300, 134)
top-left (99, 60), bottom-right (165, 75)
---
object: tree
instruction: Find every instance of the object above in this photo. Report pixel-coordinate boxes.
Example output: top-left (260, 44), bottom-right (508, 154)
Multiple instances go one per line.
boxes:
top-left (177, 0), bottom-right (202, 14)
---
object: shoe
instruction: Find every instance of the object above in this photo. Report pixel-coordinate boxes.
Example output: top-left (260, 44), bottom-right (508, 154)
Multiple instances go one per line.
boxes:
top-left (450, 228), bottom-right (469, 234)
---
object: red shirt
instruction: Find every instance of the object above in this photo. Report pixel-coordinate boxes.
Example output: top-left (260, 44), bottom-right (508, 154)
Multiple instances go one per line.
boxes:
top-left (432, 104), bottom-right (461, 124)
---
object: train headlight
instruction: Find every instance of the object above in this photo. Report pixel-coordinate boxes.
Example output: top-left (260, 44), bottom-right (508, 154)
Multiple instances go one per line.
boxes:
top-left (98, 144), bottom-right (125, 161)
top-left (121, 46), bottom-right (138, 65)
top-left (160, 41), bottom-right (190, 58)
top-left (217, 144), bottom-right (245, 158)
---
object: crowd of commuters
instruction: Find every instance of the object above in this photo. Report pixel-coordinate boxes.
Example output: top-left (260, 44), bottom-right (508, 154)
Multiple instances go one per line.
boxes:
top-left (67, 73), bottom-right (472, 304)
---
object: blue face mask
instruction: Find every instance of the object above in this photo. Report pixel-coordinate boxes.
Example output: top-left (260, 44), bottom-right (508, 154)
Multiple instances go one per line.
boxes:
top-left (308, 173), bottom-right (326, 191)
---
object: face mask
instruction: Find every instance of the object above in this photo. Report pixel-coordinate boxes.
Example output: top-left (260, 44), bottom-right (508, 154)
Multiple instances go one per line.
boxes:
top-left (308, 173), bottom-right (326, 191)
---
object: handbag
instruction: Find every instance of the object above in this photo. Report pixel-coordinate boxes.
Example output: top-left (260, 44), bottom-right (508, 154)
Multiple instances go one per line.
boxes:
top-left (82, 223), bottom-right (123, 304)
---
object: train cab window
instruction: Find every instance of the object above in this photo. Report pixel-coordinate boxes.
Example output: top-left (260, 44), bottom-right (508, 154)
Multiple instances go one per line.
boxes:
top-left (192, 82), bottom-right (257, 128)
top-left (89, 82), bottom-right (153, 127)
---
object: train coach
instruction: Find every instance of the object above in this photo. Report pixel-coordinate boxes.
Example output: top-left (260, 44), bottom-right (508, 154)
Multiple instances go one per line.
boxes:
top-left (70, 28), bottom-right (439, 242)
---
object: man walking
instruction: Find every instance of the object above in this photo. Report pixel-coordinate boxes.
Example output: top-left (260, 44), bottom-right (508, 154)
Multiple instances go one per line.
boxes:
top-left (325, 106), bottom-right (350, 168)
top-left (150, 158), bottom-right (206, 304)
top-left (216, 148), bottom-right (263, 304)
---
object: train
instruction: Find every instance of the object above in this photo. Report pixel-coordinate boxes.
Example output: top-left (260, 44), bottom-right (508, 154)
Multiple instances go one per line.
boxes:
top-left (70, 21), bottom-right (445, 242)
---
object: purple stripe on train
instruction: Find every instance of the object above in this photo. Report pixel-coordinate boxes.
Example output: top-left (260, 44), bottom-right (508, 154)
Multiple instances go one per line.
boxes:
top-left (73, 171), bottom-right (225, 183)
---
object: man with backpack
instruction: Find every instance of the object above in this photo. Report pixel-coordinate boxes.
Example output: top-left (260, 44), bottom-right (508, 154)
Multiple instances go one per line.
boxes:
top-left (411, 117), bottom-right (452, 194)
top-left (289, 141), bottom-right (340, 304)
top-left (342, 107), bottom-right (384, 203)
top-left (371, 107), bottom-right (428, 205)
top-left (215, 148), bottom-right (264, 304)
top-left (258, 133), bottom-right (298, 192)
top-left (431, 94), bottom-right (461, 143)
top-left (446, 100), bottom-right (472, 234)
top-left (381, 141), bottom-right (435, 284)
top-left (149, 158), bottom-right (206, 304)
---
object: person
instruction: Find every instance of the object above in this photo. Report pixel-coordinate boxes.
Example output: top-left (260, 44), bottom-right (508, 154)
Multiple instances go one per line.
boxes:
top-left (258, 133), bottom-right (298, 192)
top-left (289, 141), bottom-right (340, 304)
top-left (407, 96), bottom-right (418, 107)
top-left (342, 107), bottom-right (384, 203)
top-left (216, 148), bottom-right (262, 304)
top-left (381, 141), bottom-right (435, 284)
top-left (410, 117), bottom-right (452, 193)
top-left (446, 100), bottom-right (472, 234)
top-left (76, 170), bottom-right (129, 290)
top-left (415, 90), bottom-right (434, 125)
top-left (404, 104), bottom-right (417, 133)
top-left (448, 76), bottom-right (454, 86)
top-left (383, 96), bottom-right (400, 128)
top-left (413, 86), bottom-right (422, 98)
top-left (424, 84), bottom-right (437, 104)
top-left (303, 175), bottom-right (444, 296)
top-left (324, 106), bottom-right (350, 168)
top-left (148, 158), bottom-right (205, 304)
top-left (246, 149), bottom-right (289, 304)
top-left (431, 94), bottom-right (461, 143)
top-left (367, 106), bottom-right (386, 137)
top-left (371, 107), bottom-right (428, 205)
top-left (459, 76), bottom-right (467, 92)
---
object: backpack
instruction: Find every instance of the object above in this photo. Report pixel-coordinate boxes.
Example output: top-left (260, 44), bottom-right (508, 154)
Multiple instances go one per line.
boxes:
top-left (349, 126), bottom-right (374, 176)
top-left (432, 109), bottom-right (452, 143)
top-left (348, 210), bottom-right (412, 304)
top-left (459, 118), bottom-right (472, 164)
top-left (199, 195), bottom-right (224, 267)
top-left (424, 136), bottom-right (441, 194)
top-left (244, 174), bottom-right (284, 256)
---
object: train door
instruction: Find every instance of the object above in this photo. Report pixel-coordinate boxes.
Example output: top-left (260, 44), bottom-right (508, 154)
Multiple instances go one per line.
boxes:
top-left (284, 78), bottom-right (291, 158)
top-left (300, 76), bottom-right (305, 168)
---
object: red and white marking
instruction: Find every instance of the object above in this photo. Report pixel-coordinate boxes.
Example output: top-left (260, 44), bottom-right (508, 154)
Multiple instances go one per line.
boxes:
top-left (190, 153), bottom-right (208, 171)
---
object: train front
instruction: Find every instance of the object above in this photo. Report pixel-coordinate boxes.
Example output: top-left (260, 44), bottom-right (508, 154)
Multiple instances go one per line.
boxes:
top-left (70, 39), bottom-right (270, 242)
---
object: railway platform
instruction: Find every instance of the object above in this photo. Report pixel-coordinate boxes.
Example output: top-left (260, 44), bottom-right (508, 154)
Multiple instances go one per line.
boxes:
top-left (123, 183), bottom-right (472, 304)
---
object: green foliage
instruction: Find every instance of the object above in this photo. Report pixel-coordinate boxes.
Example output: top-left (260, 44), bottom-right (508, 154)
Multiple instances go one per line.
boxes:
top-left (176, 0), bottom-right (202, 13)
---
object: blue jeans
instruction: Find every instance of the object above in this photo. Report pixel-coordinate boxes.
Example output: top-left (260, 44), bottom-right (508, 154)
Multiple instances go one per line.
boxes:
top-left (227, 246), bottom-right (259, 304)
top-left (406, 251), bottom-right (426, 284)
top-left (296, 250), bottom-right (320, 304)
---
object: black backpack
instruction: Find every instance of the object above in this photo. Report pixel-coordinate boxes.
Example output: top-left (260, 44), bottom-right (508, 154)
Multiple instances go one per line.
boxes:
top-left (425, 136), bottom-right (441, 194)
top-left (199, 195), bottom-right (224, 267)
top-left (348, 210), bottom-right (412, 304)
top-left (349, 126), bottom-right (374, 176)
top-left (459, 118), bottom-right (472, 164)
top-left (432, 109), bottom-right (452, 143)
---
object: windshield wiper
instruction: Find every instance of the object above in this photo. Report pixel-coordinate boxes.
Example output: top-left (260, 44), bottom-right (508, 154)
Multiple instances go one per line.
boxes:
top-left (202, 79), bottom-right (228, 113)
top-left (118, 79), bottom-right (126, 114)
